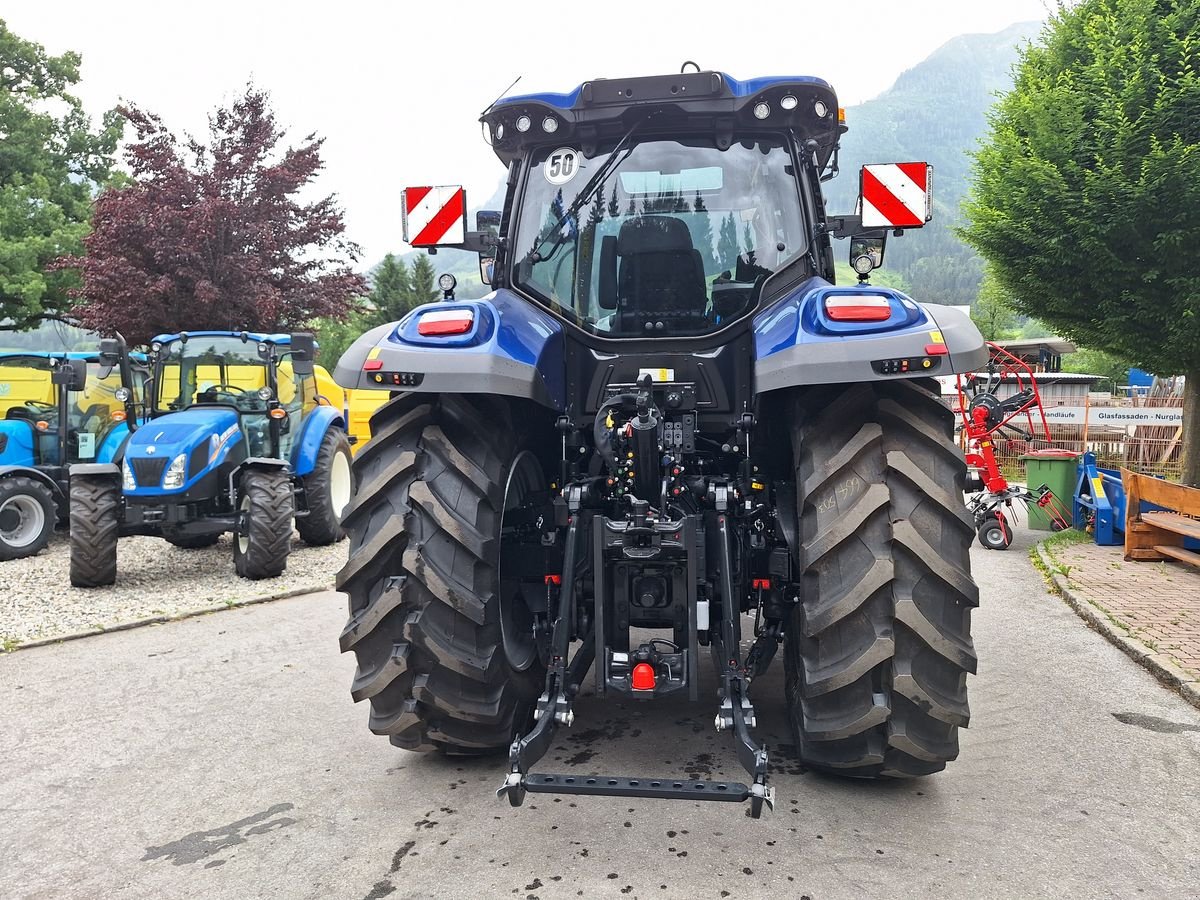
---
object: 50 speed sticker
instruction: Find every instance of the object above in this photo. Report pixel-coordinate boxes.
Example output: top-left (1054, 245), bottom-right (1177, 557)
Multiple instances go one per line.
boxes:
top-left (543, 148), bottom-right (580, 185)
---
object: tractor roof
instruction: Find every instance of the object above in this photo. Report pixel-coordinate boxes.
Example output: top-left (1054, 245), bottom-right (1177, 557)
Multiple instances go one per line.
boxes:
top-left (483, 70), bottom-right (844, 167)
top-left (151, 330), bottom-right (293, 346)
top-left (0, 350), bottom-right (148, 363)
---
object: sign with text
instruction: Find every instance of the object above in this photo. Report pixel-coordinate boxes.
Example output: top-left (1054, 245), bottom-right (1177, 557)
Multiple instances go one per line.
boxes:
top-left (1042, 406), bottom-right (1183, 427)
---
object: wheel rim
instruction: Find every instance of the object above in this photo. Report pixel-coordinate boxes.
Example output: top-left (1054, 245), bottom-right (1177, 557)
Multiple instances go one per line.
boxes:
top-left (329, 449), bottom-right (353, 520)
top-left (498, 451), bottom-right (545, 673)
top-left (237, 493), bottom-right (250, 555)
top-left (0, 494), bottom-right (46, 548)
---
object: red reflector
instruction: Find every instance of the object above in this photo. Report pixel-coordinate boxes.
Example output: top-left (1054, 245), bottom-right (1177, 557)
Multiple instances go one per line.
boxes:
top-left (826, 303), bottom-right (892, 322)
top-left (631, 663), bottom-right (656, 691)
top-left (824, 294), bottom-right (893, 322)
top-left (363, 359), bottom-right (383, 371)
top-left (417, 309), bottom-right (474, 336)
top-left (544, 574), bottom-right (562, 585)
top-left (925, 344), bottom-right (949, 356)
top-left (752, 578), bottom-right (771, 589)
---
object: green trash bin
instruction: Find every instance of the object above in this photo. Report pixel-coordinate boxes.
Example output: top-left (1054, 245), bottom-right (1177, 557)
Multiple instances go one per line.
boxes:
top-left (1020, 449), bottom-right (1079, 531)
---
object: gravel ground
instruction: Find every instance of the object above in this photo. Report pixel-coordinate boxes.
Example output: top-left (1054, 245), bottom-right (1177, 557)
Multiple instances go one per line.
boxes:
top-left (0, 531), bottom-right (344, 647)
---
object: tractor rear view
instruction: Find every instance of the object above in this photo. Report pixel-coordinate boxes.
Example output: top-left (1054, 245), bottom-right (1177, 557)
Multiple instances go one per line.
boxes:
top-left (334, 69), bottom-right (987, 816)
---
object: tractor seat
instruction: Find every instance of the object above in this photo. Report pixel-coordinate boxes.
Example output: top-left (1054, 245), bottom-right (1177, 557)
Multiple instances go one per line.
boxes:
top-left (600, 216), bottom-right (708, 332)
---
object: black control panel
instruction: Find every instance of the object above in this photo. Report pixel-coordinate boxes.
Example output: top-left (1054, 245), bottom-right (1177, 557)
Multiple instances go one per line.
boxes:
top-left (367, 371), bottom-right (425, 387)
top-left (871, 356), bottom-right (941, 376)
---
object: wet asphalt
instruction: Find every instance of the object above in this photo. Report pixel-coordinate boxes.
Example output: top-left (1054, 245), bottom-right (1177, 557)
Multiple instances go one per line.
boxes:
top-left (2, 527), bottom-right (1199, 900)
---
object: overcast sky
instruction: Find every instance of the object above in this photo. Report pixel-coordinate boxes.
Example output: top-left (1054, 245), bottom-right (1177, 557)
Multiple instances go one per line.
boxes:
top-left (8, 1), bottom-right (1051, 268)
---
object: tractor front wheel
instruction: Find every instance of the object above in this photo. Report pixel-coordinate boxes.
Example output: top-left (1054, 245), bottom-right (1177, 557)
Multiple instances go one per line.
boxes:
top-left (0, 477), bottom-right (56, 561)
top-left (69, 476), bottom-right (120, 587)
top-left (233, 469), bottom-right (293, 579)
top-left (785, 379), bottom-right (978, 777)
top-left (297, 428), bottom-right (354, 546)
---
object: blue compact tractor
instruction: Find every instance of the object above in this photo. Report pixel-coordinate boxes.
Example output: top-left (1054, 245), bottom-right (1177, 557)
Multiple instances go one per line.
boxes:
top-left (0, 317), bottom-right (142, 560)
top-left (69, 331), bottom-right (353, 586)
top-left (334, 69), bottom-right (987, 816)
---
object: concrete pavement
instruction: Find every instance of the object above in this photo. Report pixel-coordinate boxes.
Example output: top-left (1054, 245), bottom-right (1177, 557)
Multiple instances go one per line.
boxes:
top-left (3, 531), bottom-right (1200, 899)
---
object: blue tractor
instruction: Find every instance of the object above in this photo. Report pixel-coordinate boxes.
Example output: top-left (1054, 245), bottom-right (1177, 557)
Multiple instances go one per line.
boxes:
top-left (69, 330), bottom-right (353, 586)
top-left (334, 69), bottom-right (987, 816)
top-left (0, 317), bottom-right (143, 560)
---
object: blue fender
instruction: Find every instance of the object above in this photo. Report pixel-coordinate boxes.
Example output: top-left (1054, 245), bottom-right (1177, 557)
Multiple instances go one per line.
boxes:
top-left (291, 405), bottom-right (345, 478)
top-left (0, 465), bottom-right (62, 500)
top-left (753, 278), bottom-right (988, 393)
top-left (96, 421), bottom-right (132, 464)
top-left (332, 289), bottom-right (566, 412)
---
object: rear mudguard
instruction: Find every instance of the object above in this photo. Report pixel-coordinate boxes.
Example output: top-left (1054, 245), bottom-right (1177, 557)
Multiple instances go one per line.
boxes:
top-left (753, 278), bottom-right (987, 393)
top-left (0, 464), bottom-right (63, 501)
top-left (332, 290), bottom-right (566, 411)
top-left (291, 405), bottom-right (345, 478)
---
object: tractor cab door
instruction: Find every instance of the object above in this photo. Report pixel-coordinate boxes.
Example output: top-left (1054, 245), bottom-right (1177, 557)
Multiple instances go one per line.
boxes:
top-left (64, 360), bottom-right (133, 464)
top-left (273, 351), bottom-right (319, 461)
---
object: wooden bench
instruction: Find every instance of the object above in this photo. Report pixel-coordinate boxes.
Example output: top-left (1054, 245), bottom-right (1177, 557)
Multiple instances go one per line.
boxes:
top-left (1122, 468), bottom-right (1200, 568)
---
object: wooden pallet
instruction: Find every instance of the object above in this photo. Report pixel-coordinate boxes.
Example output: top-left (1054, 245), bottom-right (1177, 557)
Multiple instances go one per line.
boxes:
top-left (1122, 469), bottom-right (1200, 569)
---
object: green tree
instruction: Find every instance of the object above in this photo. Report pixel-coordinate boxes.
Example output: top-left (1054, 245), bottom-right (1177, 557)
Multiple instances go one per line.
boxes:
top-left (0, 20), bottom-right (122, 320)
top-left (971, 269), bottom-right (1018, 341)
top-left (716, 213), bottom-right (739, 272)
top-left (408, 254), bottom-right (440, 307)
top-left (314, 302), bottom-right (371, 370)
top-left (368, 253), bottom-right (412, 326)
top-left (962, 0), bottom-right (1200, 483)
top-left (1062, 348), bottom-right (1132, 390)
top-left (690, 192), bottom-right (716, 270)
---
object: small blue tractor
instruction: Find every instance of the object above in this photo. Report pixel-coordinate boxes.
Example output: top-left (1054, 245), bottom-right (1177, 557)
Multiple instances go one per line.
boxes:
top-left (0, 317), bottom-right (143, 560)
top-left (69, 330), bottom-right (353, 586)
top-left (333, 68), bottom-right (987, 816)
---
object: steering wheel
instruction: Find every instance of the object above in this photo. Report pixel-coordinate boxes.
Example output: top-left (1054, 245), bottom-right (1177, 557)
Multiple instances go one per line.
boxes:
top-left (198, 383), bottom-right (247, 403)
top-left (23, 400), bottom-right (56, 413)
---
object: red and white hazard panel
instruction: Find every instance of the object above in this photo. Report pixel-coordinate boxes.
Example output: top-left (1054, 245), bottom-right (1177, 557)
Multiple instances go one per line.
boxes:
top-left (402, 185), bottom-right (466, 247)
top-left (860, 163), bottom-right (932, 229)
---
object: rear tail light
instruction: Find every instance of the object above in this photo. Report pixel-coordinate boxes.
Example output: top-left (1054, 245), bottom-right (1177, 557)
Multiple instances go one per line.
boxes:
top-left (417, 308), bottom-right (474, 336)
top-left (824, 295), bottom-right (892, 322)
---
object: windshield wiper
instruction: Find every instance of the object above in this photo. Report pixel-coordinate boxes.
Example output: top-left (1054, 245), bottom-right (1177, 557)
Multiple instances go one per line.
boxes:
top-left (524, 116), bottom-right (649, 265)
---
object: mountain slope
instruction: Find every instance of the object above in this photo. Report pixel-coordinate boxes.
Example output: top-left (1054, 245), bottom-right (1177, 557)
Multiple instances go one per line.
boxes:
top-left (827, 21), bottom-right (1042, 304)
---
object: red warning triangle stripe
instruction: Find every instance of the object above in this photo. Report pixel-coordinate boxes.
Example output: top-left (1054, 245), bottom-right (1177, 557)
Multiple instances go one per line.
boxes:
top-left (896, 162), bottom-right (928, 192)
top-left (412, 188), bottom-right (465, 246)
top-left (405, 186), bottom-right (432, 214)
top-left (862, 167), bottom-right (923, 228)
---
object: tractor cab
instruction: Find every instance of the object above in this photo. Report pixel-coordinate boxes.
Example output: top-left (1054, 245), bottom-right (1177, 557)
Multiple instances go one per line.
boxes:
top-left (486, 73), bottom-right (843, 338)
top-left (0, 316), bottom-right (144, 560)
top-left (0, 352), bottom-right (140, 467)
top-left (148, 331), bottom-right (319, 461)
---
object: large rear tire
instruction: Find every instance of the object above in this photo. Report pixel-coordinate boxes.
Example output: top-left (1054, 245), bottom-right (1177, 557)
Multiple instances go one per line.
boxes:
top-left (0, 476), bottom-right (56, 561)
top-left (69, 476), bottom-right (120, 587)
top-left (233, 470), bottom-right (293, 579)
top-left (337, 393), bottom-right (545, 754)
top-left (784, 379), bottom-right (978, 777)
top-left (296, 428), bottom-right (354, 546)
